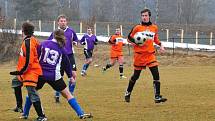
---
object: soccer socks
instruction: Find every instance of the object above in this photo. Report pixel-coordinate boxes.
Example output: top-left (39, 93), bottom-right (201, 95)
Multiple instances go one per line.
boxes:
top-left (126, 79), bottom-right (137, 93)
top-left (119, 65), bottom-right (123, 76)
top-left (69, 81), bottom-right (76, 94)
top-left (23, 96), bottom-right (32, 117)
top-left (153, 80), bottom-right (160, 97)
top-left (105, 64), bottom-right (112, 70)
top-left (14, 86), bottom-right (23, 108)
top-left (33, 101), bottom-right (45, 117)
top-left (68, 98), bottom-right (84, 116)
top-left (55, 91), bottom-right (61, 97)
top-left (82, 63), bottom-right (90, 73)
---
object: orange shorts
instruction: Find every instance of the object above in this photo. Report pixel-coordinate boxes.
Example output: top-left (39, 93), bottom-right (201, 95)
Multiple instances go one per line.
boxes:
top-left (18, 72), bottom-right (39, 87)
top-left (110, 51), bottom-right (123, 59)
top-left (133, 52), bottom-right (158, 70)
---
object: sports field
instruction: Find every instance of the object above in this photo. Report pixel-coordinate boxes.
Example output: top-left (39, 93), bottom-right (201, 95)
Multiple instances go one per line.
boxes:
top-left (0, 44), bottom-right (215, 121)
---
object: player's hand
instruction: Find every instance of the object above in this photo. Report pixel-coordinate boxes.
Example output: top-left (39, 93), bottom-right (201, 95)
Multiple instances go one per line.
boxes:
top-left (9, 71), bottom-right (22, 75)
top-left (159, 44), bottom-right (165, 53)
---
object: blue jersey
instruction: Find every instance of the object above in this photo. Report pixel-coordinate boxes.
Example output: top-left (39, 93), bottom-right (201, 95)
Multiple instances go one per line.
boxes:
top-left (38, 39), bottom-right (72, 81)
top-left (48, 26), bottom-right (78, 54)
top-left (80, 34), bottom-right (98, 50)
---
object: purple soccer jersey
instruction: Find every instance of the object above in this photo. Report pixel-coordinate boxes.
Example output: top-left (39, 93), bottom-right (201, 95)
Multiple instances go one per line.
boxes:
top-left (80, 34), bottom-right (98, 50)
top-left (38, 39), bottom-right (72, 81)
top-left (48, 27), bottom-right (78, 54)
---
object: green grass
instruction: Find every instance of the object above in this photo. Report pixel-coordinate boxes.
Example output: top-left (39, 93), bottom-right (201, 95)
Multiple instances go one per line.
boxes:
top-left (1, 44), bottom-right (215, 121)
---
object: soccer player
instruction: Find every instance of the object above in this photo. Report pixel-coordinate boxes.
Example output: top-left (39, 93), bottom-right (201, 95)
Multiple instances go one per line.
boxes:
top-left (102, 28), bottom-right (127, 79)
top-left (10, 22), bottom-right (47, 121)
top-left (124, 9), bottom-right (167, 103)
top-left (48, 14), bottom-right (78, 102)
top-left (21, 29), bottom-right (92, 119)
top-left (80, 27), bottom-right (98, 76)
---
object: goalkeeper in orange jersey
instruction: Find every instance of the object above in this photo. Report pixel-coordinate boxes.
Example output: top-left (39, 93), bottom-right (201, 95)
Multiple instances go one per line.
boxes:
top-left (102, 28), bottom-right (127, 79)
top-left (124, 9), bottom-right (167, 103)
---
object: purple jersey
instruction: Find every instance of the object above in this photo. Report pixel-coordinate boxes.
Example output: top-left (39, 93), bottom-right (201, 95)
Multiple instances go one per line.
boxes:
top-left (48, 27), bottom-right (78, 54)
top-left (38, 39), bottom-right (72, 81)
top-left (80, 34), bottom-right (98, 50)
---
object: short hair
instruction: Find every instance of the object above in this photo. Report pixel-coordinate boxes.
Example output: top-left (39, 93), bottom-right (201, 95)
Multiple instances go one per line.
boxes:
top-left (57, 14), bottom-right (67, 22)
top-left (22, 22), bottom-right (34, 36)
top-left (141, 8), bottom-right (151, 17)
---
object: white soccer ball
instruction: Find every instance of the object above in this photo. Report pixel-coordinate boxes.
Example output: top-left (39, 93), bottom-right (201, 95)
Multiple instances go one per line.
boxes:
top-left (133, 32), bottom-right (147, 46)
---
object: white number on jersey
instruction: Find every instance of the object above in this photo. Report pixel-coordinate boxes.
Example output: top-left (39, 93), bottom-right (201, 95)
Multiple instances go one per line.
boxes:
top-left (43, 48), bottom-right (59, 65)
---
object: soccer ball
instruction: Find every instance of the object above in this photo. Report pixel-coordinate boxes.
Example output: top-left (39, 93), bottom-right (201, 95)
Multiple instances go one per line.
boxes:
top-left (133, 32), bottom-right (147, 46)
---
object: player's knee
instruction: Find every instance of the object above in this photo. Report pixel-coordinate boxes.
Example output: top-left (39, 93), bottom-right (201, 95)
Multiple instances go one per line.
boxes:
top-left (26, 86), bottom-right (40, 102)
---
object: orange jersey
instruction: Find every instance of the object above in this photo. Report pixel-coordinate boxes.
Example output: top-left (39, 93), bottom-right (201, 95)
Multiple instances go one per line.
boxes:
top-left (129, 24), bottom-right (161, 54)
top-left (17, 36), bottom-right (42, 86)
top-left (128, 24), bottom-right (161, 69)
top-left (108, 35), bottom-right (124, 58)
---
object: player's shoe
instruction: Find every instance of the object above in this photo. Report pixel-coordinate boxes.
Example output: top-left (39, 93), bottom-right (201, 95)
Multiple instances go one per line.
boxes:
top-left (120, 75), bottom-right (127, 79)
top-left (55, 97), bottom-right (60, 103)
top-left (81, 71), bottom-right (86, 76)
top-left (35, 116), bottom-right (47, 121)
top-left (13, 107), bottom-right (23, 113)
top-left (154, 95), bottom-right (167, 103)
top-left (79, 113), bottom-right (93, 119)
top-left (124, 91), bottom-right (131, 103)
top-left (19, 114), bottom-right (28, 119)
top-left (102, 67), bottom-right (106, 73)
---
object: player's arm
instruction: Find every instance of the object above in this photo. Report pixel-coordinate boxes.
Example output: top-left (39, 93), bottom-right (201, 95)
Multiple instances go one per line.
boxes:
top-left (72, 31), bottom-right (79, 46)
top-left (10, 38), bottom-right (31, 75)
top-left (94, 36), bottom-right (98, 45)
top-left (108, 36), bottom-right (116, 44)
top-left (80, 35), bottom-right (86, 45)
top-left (154, 26), bottom-right (165, 52)
top-left (127, 26), bottom-right (137, 44)
top-left (62, 50), bottom-right (72, 78)
top-left (48, 32), bottom-right (54, 40)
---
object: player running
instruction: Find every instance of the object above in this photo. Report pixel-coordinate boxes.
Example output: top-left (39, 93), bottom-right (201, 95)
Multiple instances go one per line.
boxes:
top-left (80, 27), bottom-right (98, 76)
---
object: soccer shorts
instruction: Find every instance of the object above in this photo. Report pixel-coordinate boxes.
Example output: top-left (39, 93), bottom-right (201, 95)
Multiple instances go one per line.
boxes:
top-left (11, 76), bottom-right (23, 88)
top-left (133, 52), bottom-right (159, 70)
top-left (84, 49), bottom-right (93, 59)
top-left (36, 76), bottom-right (67, 92)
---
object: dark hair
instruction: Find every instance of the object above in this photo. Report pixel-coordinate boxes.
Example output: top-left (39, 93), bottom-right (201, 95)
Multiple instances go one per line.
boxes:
top-left (53, 29), bottom-right (65, 48)
top-left (57, 14), bottom-right (67, 22)
top-left (22, 22), bottom-right (34, 36)
top-left (141, 8), bottom-right (151, 17)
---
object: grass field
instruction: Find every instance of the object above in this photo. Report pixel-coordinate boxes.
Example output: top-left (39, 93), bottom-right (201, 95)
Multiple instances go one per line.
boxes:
top-left (0, 44), bottom-right (215, 121)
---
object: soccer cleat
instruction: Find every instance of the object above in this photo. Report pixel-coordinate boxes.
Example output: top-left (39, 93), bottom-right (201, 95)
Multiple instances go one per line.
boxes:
top-left (102, 67), bottom-right (106, 72)
top-left (154, 95), bottom-right (167, 103)
top-left (13, 107), bottom-right (23, 113)
top-left (55, 97), bottom-right (60, 103)
top-left (81, 71), bottom-right (86, 76)
top-left (120, 75), bottom-right (127, 79)
top-left (35, 116), bottom-right (47, 121)
top-left (19, 114), bottom-right (28, 119)
top-left (79, 113), bottom-right (93, 119)
top-left (124, 91), bottom-right (131, 103)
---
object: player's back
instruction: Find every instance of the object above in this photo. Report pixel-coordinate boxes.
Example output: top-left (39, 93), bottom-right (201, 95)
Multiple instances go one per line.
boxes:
top-left (39, 39), bottom-right (64, 81)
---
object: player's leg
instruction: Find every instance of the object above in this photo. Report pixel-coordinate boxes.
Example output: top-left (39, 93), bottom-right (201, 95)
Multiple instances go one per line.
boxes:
top-left (103, 58), bottom-right (116, 71)
top-left (124, 69), bottom-right (142, 102)
top-left (49, 78), bottom-right (92, 119)
top-left (21, 76), bottom-right (46, 119)
top-left (68, 54), bottom-right (77, 95)
top-left (25, 86), bottom-right (47, 121)
top-left (118, 56), bottom-right (126, 79)
top-left (81, 50), bottom-right (93, 76)
top-left (11, 77), bottom-right (23, 113)
top-left (149, 66), bottom-right (167, 103)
